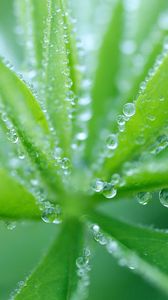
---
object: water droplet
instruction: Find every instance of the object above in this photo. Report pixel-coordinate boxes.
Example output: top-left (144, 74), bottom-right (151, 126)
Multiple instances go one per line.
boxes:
top-left (61, 157), bottom-right (70, 170)
top-left (53, 147), bottom-right (63, 160)
top-left (76, 132), bottom-right (87, 141)
top-left (117, 115), bottom-right (125, 126)
top-left (136, 192), bottom-right (152, 205)
top-left (111, 174), bottom-right (120, 186)
top-left (6, 221), bottom-right (16, 230)
top-left (103, 183), bottom-right (117, 199)
top-left (123, 103), bottom-right (136, 117)
top-left (30, 178), bottom-right (39, 186)
top-left (147, 114), bottom-right (156, 122)
top-left (91, 224), bottom-right (107, 245)
top-left (78, 96), bottom-right (91, 106)
top-left (106, 239), bottom-right (118, 254)
top-left (159, 189), bottom-right (168, 207)
top-left (106, 134), bottom-right (118, 150)
top-left (42, 204), bottom-right (62, 224)
top-left (18, 148), bottom-right (25, 160)
top-left (92, 178), bottom-right (104, 192)
top-left (8, 129), bottom-right (19, 144)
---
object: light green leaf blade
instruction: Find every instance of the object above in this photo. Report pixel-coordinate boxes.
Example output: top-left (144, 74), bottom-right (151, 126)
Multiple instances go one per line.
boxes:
top-left (14, 219), bottom-right (85, 300)
top-left (85, 0), bottom-right (124, 161)
top-left (103, 52), bottom-right (168, 177)
top-left (15, 0), bottom-right (48, 83)
top-left (0, 58), bottom-right (62, 194)
top-left (90, 211), bottom-right (168, 295)
top-left (118, 158), bottom-right (168, 195)
top-left (0, 169), bottom-right (40, 220)
top-left (42, 0), bottom-right (77, 156)
top-left (124, 34), bottom-right (167, 106)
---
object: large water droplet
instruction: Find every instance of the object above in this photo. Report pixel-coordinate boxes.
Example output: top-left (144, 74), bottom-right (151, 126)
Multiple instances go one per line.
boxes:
top-left (61, 157), bottom-right (70, 170)
top-left (136, 192), bottom-right (152, 205)
top-left (92, 178), bottom-right (104, 192)
top-left (117, 115), bottom-right (125, 126)
top-left (159, 189), bottom-right (168, 208)
top-left (42, 204), bottom-right (62, 224)
top-left (123, 103), bottom-right (135, 117)
top-left (103, 183), bottom-right (117, 199)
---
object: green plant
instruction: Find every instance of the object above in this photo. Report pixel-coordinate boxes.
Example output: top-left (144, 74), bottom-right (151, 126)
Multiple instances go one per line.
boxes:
top-left (1, 0), bottom-right (168, 299)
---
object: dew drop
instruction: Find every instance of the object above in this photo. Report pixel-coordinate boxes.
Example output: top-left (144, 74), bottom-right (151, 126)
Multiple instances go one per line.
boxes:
top-left (117, 115), bottom-right (125, 126)
top-left (6, 221), bottom-right (16, 230)
top-left (111, 173), bottom-right (120, 186)
top-left (103, 183), bottom-right (117, 199)
top-left (123, 103), bottom-right (136, 117)
top-left (53, 147), bottom-right (63, 160)
top-left (159, 189), bottom-right (168, 208)
top-left (61, 157), bottom-right (70, 170)
top-left (106, 239), bottom-right (118, 254)
top-left (8, 129), bottom-right (19, 144)
top-left (147, 114), bottom-right (156, 122)
top-left (76, 132), bottom-right (87, 141)
top-left (92, 224), bottom-right (107, 245)
top-left (106, 134), bottom-right (118, 150)
top-left (92, 178), bottom-right (104, 192)
top-left (136, 192), bottom-right (152, 205)
top-left (18, 148), bottom-right (25, 160)
top-left (42, 204), bottom-right (62, 224)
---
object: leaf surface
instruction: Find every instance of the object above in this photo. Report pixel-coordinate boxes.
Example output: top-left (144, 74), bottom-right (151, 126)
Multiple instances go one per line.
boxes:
top-left (90, 211), bottom-right (168, 295)
top-left (103, 52), bottom-right (168, 177)
top-left (0, 169), bottom-right (40, 220)
top-left (0, 58), bottom-right (62, 194)
top-left (85, 0), bottom-right (124, 161)
top-left (14, 219), bottom-right (85, 300)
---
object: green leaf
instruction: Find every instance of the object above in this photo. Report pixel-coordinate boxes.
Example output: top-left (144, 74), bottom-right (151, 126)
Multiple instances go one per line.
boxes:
top-left (85, 0), bottom-right (124, 161)
top-left (118, 157), bottom-right (168, 195)
top-left (0, 169), bottom-right (40, 220)
top-left (42, 0), bottom-right (77, 156)
top-left (14, 219), bottom-right (85, 300)
top-left (15, 0), bottom-right (48, 82)
top-left (0, 58), bottom-right (62, 195)
top-left (90, 211), bottom-right (168, 296)
top-left (103, 52), bottom-right (168, 177)
top-left (124, 33), bottom-right (166, 107)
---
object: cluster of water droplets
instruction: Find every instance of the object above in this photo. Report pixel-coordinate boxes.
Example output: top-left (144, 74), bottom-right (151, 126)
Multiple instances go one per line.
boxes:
top-left (90, 100), bottom-right (136, 181)
top-left (90, 223), bottom-right (140, 272)
top-left (92, 172), bottom-right (125, 200)
top-left (72, 248), bottom-right (91, 300)
top-left (71, 38), bottom-right (92, 163)
top-left (136, 189), bottom-right (168, 209)
top-left (9, 280), bottom-right (27, 300)
top-left (0, 96), bottom-right (64, 225)
top-left (0, 220), bottom-right (17, 231)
